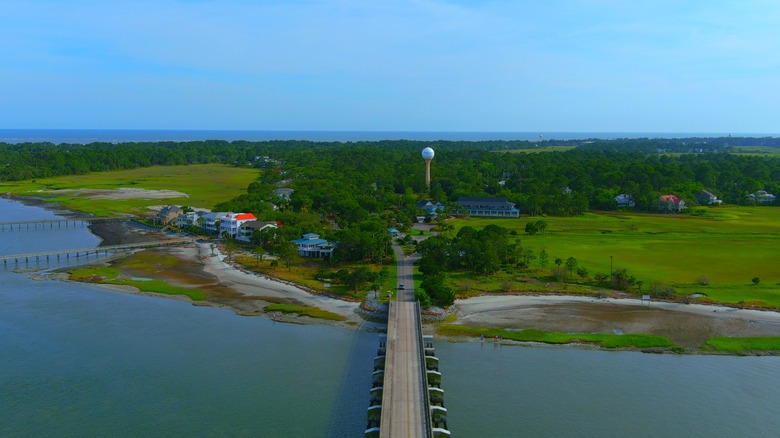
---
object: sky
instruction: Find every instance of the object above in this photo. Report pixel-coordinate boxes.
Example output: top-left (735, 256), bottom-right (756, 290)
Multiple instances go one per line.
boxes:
top-left (2, 0), bottom-right (780, 132)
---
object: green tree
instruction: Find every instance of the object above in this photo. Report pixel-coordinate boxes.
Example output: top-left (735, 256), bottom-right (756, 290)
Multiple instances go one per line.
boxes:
top-left (752, 277), bottom-right (761, 285)
top-left (538, 249), bottom-right (549, 268)
top-left (276, 240), bottom-right (299, 271)
top-left (565, 257), bottom-right (578, 278)
top-left (420, 274), bottom-right (455, 307)
top-left (576, 266), bottom-right (588, 280)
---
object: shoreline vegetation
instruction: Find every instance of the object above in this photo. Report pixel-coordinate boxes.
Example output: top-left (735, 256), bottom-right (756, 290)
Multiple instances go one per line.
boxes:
top-left (3, 150), bottom-right (780, 355)
top-left (51, 210), bottom-right (780, 355)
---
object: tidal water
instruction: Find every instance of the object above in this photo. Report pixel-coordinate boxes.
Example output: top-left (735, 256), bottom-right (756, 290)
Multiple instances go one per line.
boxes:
top-left (2, 197), bottom-right (780, 437)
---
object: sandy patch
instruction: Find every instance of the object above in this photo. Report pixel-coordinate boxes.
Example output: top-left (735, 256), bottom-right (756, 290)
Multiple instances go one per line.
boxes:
top-left (197, 244), bottom-right (362, 322)
top-left (39, 188), bottom-right (188, 200)
top-left (455, 295), bottom-right (780, 347)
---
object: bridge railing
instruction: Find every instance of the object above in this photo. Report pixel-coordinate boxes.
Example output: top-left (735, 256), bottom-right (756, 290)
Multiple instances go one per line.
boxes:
top-left (414, 300), bottom-right (433, 438)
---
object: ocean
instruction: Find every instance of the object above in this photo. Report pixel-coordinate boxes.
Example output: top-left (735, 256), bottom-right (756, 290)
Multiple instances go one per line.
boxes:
top-left (1, 129), bottom-right (776, 144)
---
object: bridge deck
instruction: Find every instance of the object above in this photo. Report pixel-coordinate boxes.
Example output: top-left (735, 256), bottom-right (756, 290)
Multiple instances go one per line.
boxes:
top-left (380, 250), bottom-right (431, 438)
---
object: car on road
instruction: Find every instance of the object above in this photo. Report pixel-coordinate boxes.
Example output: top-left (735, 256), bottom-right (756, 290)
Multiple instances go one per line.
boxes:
top-left (398, 283), bottom-right (405, 290)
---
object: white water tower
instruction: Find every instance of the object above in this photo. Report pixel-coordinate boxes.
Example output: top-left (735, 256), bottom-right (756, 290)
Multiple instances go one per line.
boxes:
top-left (422, 147), bottom-right (435, 189)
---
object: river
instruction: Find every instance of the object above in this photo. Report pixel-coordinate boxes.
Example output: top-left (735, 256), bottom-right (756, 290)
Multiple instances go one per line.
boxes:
top-left (2, 197), bottom-right (779, 437)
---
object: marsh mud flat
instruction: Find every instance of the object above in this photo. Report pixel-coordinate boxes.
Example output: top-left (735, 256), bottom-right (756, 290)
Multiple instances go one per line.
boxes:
top-left (454, 295), bottom-right (780, 350)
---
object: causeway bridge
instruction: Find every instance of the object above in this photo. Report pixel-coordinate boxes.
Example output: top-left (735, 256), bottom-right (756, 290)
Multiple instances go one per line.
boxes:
top-left (0, 217), bottom-right (128, 231)
top-left (366, 246), bottom-right (450, 437)
top-left (0, 238), bottom-right (193, 265)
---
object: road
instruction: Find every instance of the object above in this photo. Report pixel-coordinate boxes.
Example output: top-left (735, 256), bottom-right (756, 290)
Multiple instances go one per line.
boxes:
top-left (379, 244), bottom-right (428, 438)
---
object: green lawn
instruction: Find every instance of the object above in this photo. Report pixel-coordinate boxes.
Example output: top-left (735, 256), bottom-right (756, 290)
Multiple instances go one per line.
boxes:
top-left (0, 164), bottom-right (259, 216)
top-left (451, 206), bottom-right (780, 308)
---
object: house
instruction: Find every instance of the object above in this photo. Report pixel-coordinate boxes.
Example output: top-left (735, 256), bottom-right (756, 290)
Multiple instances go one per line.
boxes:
top-left (219, 212), bottom-right (257, 238)
top-left (387, 227), bottom-right (400, 237)
top-left (274, 188), bottom-right (295, 201)
top-left (291, 233), bottom-right (336, 259)
top-left (415, 200), bottom-right (445, 217)
top-left (455, 197), bottom-right (519, 218)
top-left (658, 195), bottom-right (687, 212)
top-left (697, 190), bottom-right (722, 205)
top-left (201, 212), bottom-right (230, 234)
top-left (614, 194), bottom-right (636, 208)
top-left (236, 220), bottom-right (277, 243)
top-left (747, 190), bottom-right (777, 204)
top-left (157, 206), bottom-right (183, 224)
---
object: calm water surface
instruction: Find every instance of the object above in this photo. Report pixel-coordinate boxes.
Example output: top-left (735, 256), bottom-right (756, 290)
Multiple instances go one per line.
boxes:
top-left (2, 198), bottom-right (780, 437)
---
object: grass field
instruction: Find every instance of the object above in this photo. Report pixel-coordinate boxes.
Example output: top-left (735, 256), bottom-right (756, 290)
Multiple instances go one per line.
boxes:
top-left (451, 206), bottom-right (780, 307)
top-left (730, 146), bottom-right (780, 156)
top-left (0, 164), bottom-right (259, 216)
top-left (501, 145), bottom-right (576, 153)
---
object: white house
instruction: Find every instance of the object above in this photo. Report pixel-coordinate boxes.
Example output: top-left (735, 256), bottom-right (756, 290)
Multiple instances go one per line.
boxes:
top-left (697, 190), bottom-right (722, 205)
top-left (219, 213), bottom-right (257, 238)
top-left (747, 190), bottom-right (777, 204)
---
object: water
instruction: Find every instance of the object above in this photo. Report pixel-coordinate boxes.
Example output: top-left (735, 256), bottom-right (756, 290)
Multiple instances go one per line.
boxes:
top-left (2, 197), bottom-right (780, 437)
top-left (1, 129), bottom-right (777, 144)
top-left (437, 342), bottom-right (780, 437)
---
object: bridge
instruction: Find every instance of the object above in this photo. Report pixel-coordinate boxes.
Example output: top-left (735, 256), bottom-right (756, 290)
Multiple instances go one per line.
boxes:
top-left (0, 238), bottom-right (194, 265)
top-left (0, 217), bottom-right (128, 231)
top-left (366, 245), bottom-right (449, 437)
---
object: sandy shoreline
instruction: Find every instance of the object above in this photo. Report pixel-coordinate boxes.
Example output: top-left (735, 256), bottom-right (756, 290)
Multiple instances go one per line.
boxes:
top-left (10, 194), bottom-right (780, 352)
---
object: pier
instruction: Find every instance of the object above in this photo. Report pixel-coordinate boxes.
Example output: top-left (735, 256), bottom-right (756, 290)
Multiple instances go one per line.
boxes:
top-left (0, 217), bottom-right (128, 231)
top-left (0, 238), bottom-right (193, 265)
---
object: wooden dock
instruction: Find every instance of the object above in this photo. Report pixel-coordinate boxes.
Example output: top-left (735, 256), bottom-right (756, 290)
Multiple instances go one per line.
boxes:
top-left (0, 238), bottom-right (193, 265)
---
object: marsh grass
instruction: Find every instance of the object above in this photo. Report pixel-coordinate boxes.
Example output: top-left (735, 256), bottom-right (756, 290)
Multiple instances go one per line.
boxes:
top-left (0, 164), bottom-right (259, 216)
top-left (451, 206), bottom-right (780, 307)
top-left (69, 266), bottom-right (205, 300)
top-left (264, 303), bottom-right (346, 321)
top-left (437, 324), bottom-right (674, 349)
top-left (704, 336), bottom-right (780, 353)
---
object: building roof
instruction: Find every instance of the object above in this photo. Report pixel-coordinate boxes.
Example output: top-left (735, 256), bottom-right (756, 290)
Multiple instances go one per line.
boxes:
top-left (234, 213), bottom-right (256, 221)
top-left (239, 220), bottom-right (277, 230)
top-left (456, 196), bottom-right (515, 208)
top-left (659, 195), bottom-right (683, 204)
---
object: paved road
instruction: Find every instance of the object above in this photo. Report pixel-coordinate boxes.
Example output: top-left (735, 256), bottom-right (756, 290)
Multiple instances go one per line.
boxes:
top-left (379, 245), bottom-right (428, 438)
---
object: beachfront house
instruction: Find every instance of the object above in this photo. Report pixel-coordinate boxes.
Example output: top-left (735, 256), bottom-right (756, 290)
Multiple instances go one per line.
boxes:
top-left (202, 212), bottom-right (230, 234)
top-left (157, 206), bottom-right (183, 225)
top-left (455, 196), bottom-right (520, 218)
top-left (237, 220), bottom-right (278, 243)
top-left (291, 233), bottom-right (336, 259)
top-left (658, 195), bottom-right (687, 212)
top-left (219, 213), bottom-right (257, 238)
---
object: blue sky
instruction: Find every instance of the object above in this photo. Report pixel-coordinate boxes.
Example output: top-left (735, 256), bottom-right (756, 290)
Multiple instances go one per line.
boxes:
top-left (2, 0), bottom-right (779, 132)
